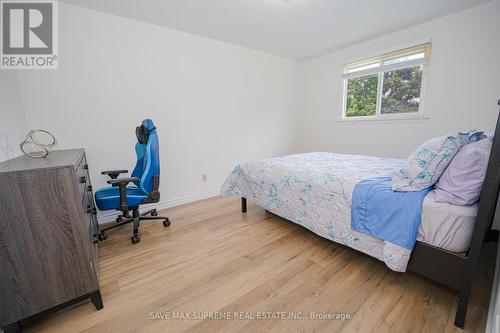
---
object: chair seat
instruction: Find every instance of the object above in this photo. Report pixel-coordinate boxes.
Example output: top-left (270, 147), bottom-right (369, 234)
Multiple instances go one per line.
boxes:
top-left (95, 186), bottom-right (148, 211)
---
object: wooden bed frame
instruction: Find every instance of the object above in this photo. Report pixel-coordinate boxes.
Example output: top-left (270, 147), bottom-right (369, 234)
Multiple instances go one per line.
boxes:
top-left (240, 102), bottom-right (500, 328)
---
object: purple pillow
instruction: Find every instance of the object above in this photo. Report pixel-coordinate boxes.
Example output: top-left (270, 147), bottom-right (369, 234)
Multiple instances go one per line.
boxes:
top-left (434, 138), bottom-right (492, 205)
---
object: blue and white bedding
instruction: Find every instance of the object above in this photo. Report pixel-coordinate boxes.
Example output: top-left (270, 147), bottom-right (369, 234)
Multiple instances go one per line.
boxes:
top-left (351, 176), bottom-right (431, 249)
top-left (221, 152), bottom-right (416, 272)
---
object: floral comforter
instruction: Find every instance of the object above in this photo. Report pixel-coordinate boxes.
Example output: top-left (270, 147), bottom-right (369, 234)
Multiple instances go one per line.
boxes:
top-left (221, 152), bottom-right (412, 272)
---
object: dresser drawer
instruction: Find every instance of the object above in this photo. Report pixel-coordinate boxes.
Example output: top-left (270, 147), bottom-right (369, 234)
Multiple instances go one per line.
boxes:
top-left (76, 155), bottom-right (88, 188)
top-left (76, 156), bottom-right (94, 205)
top-left (78, 153), bottom-right (98, 278)
top-left (83, 190), bottom-right (99, 278)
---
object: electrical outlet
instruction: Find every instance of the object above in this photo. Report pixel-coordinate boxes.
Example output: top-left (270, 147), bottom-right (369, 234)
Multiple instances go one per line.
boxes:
top-left (202, 174), bottom-right (208, 182)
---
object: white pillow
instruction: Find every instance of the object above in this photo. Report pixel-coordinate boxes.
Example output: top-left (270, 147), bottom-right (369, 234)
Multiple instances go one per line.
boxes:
top-left (392, 133), bottom-right (471, 192)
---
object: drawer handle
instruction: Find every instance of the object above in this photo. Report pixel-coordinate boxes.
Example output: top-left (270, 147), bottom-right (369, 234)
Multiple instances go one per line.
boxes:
top-left (93, 208), bottom-right (97, 215)
top-left (80, 176), bottom-right (86, 184)
top-left (87, 185), bottom-right (93, 192)
top-left (93, 234), bottom-right (98, 244)
top-left (87, 205), bottom-right (92, 214)
top-left (84, 164), bottom-right (89, 170)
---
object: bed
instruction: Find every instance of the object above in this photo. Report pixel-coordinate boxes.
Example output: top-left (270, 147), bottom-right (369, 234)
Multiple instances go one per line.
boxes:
top-left (221, 152), bottom-right (477, 272)
top-left (419, 190), bottom-right (477, 253)
top-left (221, 107), bottom-right (500, 328)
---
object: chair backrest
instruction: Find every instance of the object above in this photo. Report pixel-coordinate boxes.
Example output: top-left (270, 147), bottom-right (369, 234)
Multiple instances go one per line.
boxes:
top-left (131, 119), bottom-right (160, 194)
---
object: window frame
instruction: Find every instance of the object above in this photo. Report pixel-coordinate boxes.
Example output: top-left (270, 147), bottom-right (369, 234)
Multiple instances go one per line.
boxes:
top-left (341, 42), bottom-right (431, 122)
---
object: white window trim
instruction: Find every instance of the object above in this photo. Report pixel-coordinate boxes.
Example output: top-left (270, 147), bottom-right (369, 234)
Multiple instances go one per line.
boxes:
top-left (340, 41), bottom-right (431, 122)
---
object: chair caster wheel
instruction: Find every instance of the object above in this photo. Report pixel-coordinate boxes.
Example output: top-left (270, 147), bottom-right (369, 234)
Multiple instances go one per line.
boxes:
top-left (131, 235), bottom-right (140, 244)
top-left (151, 210), bottom-right (158, 217)
top-left (163, 218), bottom-right (171, 227)
top-left (98, 232), bottom-right (108, 241)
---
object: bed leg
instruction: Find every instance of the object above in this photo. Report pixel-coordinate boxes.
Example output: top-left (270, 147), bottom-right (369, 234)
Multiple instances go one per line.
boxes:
top-left (241, 197), bottom-right (247, 213)
top-left (454, 286), bottom-right (470, 328)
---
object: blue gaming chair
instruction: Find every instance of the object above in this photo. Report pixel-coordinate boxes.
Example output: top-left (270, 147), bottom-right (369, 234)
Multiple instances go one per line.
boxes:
top-left (95, 119), bottom-right (171, 244)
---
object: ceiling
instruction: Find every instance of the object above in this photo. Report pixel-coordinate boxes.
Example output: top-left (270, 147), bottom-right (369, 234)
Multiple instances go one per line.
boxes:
top-left (60, 0), bottom-right (490, 60)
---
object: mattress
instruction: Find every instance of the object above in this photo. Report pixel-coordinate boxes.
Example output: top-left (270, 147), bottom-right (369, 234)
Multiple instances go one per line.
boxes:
top-left (221, 152), bottom-right (477, 272)
top-left (418, 190), bottom-right (478, 253)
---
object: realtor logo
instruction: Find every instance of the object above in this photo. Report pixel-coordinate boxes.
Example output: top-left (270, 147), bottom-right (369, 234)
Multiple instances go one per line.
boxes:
top-left (1, 0), bottom-right (58, 69)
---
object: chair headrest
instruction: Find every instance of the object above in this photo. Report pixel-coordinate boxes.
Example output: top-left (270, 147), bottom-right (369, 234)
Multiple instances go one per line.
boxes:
top-left (135, 119), bottom-right (156, 144)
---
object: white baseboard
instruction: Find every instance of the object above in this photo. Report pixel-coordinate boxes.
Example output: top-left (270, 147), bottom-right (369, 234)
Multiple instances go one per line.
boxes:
top-left (97, 189), bottom-right (220, 225)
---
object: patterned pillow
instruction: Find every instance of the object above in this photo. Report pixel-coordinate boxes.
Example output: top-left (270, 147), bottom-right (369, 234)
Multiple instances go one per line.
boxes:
top-left (392, 132), bottom-right (479, 192)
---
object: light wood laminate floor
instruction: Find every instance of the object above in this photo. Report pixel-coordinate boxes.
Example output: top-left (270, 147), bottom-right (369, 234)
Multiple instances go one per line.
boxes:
top-left (25, 197), bottom-right (496, 332)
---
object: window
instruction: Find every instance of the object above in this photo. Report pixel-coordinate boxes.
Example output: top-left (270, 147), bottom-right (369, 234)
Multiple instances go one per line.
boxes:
top-left (341, 43), bottom-right (431, 120)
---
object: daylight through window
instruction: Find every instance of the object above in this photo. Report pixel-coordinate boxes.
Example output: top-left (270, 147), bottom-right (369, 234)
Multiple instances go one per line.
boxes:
top-left (342, 43), bottom-right (431, 119)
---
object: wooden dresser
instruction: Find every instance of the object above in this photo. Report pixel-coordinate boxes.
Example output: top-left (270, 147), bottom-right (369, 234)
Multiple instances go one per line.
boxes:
top-left (0, 149), bottom-right (102, 332)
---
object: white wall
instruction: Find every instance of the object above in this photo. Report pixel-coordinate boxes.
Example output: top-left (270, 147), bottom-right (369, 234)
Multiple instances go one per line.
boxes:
top-left (13, 1), bottom-right (500, 220)
top-left (299, 0), bottom-right (500, 158)
top-left (16, 3), bottom-right (300, 218)
top-left (0, 72), bottom-right (27, 162)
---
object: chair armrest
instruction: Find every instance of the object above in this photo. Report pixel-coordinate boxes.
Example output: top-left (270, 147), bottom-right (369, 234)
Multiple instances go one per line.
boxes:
top-left (101, 169), bottom-right (128, 179)
top-left (107, 177), bottom-right (140, 185)
top-left (107, 177), bottom-right (140, 212)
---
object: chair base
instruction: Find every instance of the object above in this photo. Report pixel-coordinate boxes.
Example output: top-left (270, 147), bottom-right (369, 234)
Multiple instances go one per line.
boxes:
top-left (98, 208), bottom-right (171, 244)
